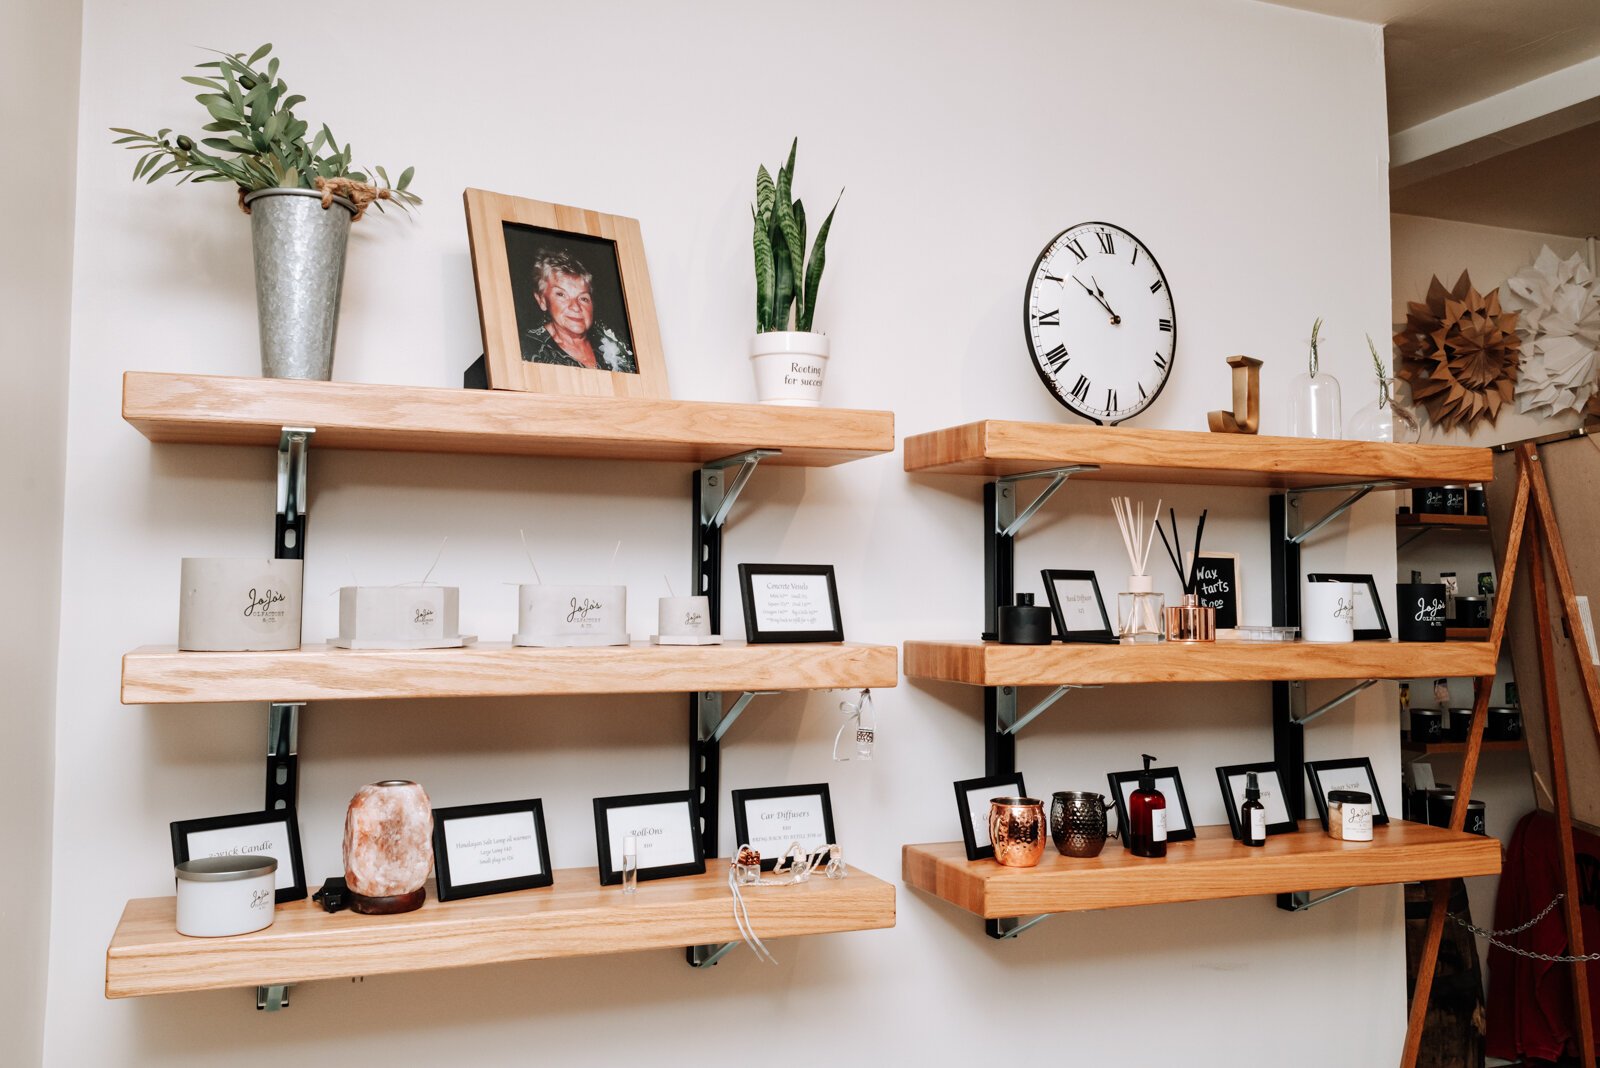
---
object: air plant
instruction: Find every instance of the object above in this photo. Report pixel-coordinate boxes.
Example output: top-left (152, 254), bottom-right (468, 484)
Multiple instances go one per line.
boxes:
top-left (1369, 332), bottom-right (1421, 439)
top-left (1308, 317), bottom-right (1325, 376)
top-left (752, 138), bottom-right (841, 333)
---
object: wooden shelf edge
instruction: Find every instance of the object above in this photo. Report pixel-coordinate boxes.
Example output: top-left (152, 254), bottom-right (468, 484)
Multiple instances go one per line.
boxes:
top-left (902, 821), bottom-right (1500, 919)
top-left (123, 372), bottom-right (895, 468)
top-left (1395, 513), bottom-right (1489, 529)
top-left (106, 863), bottom-right (895, 998)
top-left (1401, 733), bottom-right (1526, 754)
top-left (122, 640), bottom-right (900, 704)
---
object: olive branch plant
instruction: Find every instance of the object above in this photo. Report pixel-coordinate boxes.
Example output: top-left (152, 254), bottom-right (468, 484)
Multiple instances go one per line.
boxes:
top-left (110, 43), bottom-right (419, 219)
top-left (752, 138), bottom-right (840, 333)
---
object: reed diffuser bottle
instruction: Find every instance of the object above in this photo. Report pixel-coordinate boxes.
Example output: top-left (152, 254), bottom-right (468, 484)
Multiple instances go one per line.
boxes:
top-left (1157, 506), bottom-right (1217, 643)
top-left (1112, 496), bottom-right (1165, 644)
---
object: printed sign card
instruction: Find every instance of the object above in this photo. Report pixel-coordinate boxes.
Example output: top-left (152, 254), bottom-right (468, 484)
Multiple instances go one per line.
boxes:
top-left (738, 564), bottom-right (845, 643)
top-left (432, 799), bottom-right (553, 901)
top-left (731, 784), bottom-right (836, 870)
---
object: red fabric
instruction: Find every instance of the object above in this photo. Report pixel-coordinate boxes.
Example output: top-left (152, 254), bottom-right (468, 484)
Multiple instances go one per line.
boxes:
top-left (1486, 810), bottom-right (1600, 1062)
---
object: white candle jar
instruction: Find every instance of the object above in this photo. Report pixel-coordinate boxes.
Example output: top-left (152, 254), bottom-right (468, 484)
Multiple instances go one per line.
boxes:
top-left (1326, 790), bottom-right (1374, 842)
top-left (174, 855), bottom-right (278, 937)
top-left (1302, 580), bottom-right (1355, 643)
top-left (178, 558), bottom-right (303, 651)
top-left (331, 586), bottom-right (475, 649)
top-left (513, 584), bottom-right (630, 647)
top-left (653, 595), bottom-right (718, 645)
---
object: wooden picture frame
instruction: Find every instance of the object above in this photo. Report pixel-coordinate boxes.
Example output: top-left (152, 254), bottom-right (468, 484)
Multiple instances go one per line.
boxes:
top-left (953, 773), bottom-right (1028, 861)
top-left (592, 790), bottom-right (705, 886)
top-left (1040, 569), bottom-right (1116, 643)
top-left (1305, 757), bottom-right (1391, 831)
top-left (431, 798), bottom-right (554, 901)
top-left (737, 564), bottom-right (844, 644)
top-left (1307, 573), bottom-right (1391, 640)
top-left (1107, 765), bottom-right (1197, 846)
top-left (464, 188), bottom-right (669, 398)
top-left (1214, 762), bottom-right (1297, 839)
top-left (730, 783), bottom-right (837, 871)
top-left (170, 808), bottom-right (307, 904)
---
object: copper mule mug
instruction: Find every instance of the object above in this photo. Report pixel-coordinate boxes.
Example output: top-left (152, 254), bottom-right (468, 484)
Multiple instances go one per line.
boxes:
top-left (1050, 791), bottom-right (1112, 858)
top-left (988, 796), bottom-right (1047, 867)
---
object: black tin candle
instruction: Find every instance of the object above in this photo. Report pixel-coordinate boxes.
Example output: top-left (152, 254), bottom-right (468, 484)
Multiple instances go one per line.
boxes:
top-left (1397, 583), bottom-right (1448, 641)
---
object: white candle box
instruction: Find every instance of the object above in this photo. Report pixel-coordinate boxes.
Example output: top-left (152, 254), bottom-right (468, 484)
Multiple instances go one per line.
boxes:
top-left (178, 558), bottom-right (303, 651)
top-left (330, 586), bottom-right (476, 650)
top-left (513, 584), bottom-right (630, 647)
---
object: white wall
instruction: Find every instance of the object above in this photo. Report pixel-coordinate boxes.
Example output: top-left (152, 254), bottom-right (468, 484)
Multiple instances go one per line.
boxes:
top-left (1, 0), bottom-right (79, 1064)
top-left (49, 2), bottom-right (1405, 1064)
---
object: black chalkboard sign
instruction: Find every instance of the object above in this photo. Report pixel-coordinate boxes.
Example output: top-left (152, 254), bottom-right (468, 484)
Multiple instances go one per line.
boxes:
top-left (1192, 554), bottom-right (1239, 630)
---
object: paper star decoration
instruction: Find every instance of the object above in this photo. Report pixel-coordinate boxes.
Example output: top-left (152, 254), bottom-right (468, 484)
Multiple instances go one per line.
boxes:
top-left (1502, 246), bottom-right (1600, 421)
top-left (1395, 271), bottom-right (1522, 435)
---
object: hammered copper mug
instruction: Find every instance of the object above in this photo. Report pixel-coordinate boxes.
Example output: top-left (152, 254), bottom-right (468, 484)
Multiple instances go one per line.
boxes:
top-left (1050, 791), bottom-right (1112, 858)
top-left (988, 796), bottom-right (1046, 867)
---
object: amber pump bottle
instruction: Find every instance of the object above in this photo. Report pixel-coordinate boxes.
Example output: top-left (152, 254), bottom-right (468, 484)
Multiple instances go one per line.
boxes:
top-left (1241, 770), bottom-right (1266, 847)
top-left (1127, 754), bottom-right (1167, 858)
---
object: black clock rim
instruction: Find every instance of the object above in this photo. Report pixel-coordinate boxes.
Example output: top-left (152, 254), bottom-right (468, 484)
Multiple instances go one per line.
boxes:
top-left (1022, 220), bottom-right (1176, 427)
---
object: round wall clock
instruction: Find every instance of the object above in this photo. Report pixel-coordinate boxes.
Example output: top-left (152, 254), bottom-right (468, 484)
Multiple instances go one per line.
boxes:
top-left (1024, 221), bottom-right (1176, 425)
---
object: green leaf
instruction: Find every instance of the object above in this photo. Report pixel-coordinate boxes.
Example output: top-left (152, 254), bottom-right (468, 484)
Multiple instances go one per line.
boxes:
top-left (771, 212), bottom-right (794, 331)
top-left (397, 166), bottom-right (414, 191)
top-left (755, 164), bottom-right (775, 217)
top-left (146, 159), bottom-right (179, 184)
top-left (199, 94), bottom-right (241, 123)
top-left (752, 205), bottom-right (775, 332)
top-left (800, 191), bottom-right (841, 332)
top-left (281, 94), bottom-right (304, 112)
top-left (109, 128), bottom-right (145, 136)
top-left (266, 57), bottom-right (279, 83)
top-left (111, 135), bottom-right (142, 144)
top-left (181, 76), bottom-right (224, 90)
top-left (200, 137), bottom-right (235, 151)
top-left (248, 42), bottom-right (272, 65)
top-left (773, 139), bottom-right (803, 316)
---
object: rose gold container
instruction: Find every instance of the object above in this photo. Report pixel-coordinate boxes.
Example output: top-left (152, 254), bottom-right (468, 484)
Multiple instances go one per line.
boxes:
top-left (1164, 593), bottom-right (1217, 643)
top-left (988, 796), bottom-right (1046, 867)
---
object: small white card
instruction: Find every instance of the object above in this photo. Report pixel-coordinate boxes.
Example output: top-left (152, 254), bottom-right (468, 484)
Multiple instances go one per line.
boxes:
top-left (742, 794), bottom-right (829, 857)
top-left (187, 820), bottom-right (297, 892)
top-left (443, 811), bottom-right (543, 885)
top-left (607, 801), bottom-right (699, 872)
top-left (751, 575), bottom-right (833, 632)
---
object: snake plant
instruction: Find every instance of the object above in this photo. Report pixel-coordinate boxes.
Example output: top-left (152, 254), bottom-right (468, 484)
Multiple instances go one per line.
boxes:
top-left (752, 138), bottom-right (840, 333)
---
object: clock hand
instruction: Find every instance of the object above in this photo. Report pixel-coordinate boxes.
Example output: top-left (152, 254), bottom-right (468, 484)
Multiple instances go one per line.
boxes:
top-left (1090, 276), bottom-right (1121, 325)
top-left (1073, 276), bottom-right (1117, 318)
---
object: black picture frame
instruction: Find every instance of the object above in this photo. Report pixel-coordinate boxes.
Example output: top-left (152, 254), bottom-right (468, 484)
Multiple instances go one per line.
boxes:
top-left (1107, 766), bottom-right (1197, 846)
top-left (953, 773), bottom-right (1029, 861)
top-left (1214, 762), bottom-right (1298, 839)
top-left (1307, 573), bottom-right (1391, 640)
top-left (592, 789), bottom-right (705, 886)
top-left (1305, 757), bottom-right (1391, 831)
top-left (431, 798), bottom-right (554, 902)
top-left (170, 808), bottom-right (307, 904)
top-left (1040, 569), bottom-right (1117, 643)
top-left (737, 563), bottom-right (844, 644)
top-left (730, 783), bottom-right (836, 871)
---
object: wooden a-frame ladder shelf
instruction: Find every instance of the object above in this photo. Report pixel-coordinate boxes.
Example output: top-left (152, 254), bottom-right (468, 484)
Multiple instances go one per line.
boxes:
top-left (114, 371), bottom-right (900, 1002)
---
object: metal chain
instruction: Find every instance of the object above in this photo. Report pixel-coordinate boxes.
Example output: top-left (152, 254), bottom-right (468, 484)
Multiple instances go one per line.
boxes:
top-left (1448, 893), bottom-right (1600, 962)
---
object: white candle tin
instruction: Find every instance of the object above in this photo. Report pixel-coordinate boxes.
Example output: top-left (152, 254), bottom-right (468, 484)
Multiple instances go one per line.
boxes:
top-left (178, 558), bottom-right (303, 651)
top-left (174, 855), bottom-right (278, 937)
top-left (652, 595), bottom-right (720, 645)
top-left (1302, 580), bottom-right (1356, 643)
top-left (329, 586), bottom-right (477, 649)
top-left (513, 584), bottom-right (630, 647)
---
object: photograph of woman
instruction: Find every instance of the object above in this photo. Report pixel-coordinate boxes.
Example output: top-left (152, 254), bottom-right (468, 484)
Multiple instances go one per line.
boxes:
top-left (505, 234), bottom-right (637, 374)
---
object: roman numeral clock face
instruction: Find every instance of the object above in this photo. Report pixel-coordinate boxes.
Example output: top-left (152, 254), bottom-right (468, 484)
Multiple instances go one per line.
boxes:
top-left (1025, 222), bottom-right (1175, 425)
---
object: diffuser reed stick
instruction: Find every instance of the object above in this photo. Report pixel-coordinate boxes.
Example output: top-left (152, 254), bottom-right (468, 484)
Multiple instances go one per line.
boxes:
top-left (1157, 508), bottom-right (1209, 595)
top-left (1111, 496), bottom-right (1162, 577)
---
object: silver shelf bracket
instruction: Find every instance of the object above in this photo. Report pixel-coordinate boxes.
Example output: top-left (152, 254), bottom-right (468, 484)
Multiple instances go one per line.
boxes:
top-left (991, 913), bottom-right (1052, 940)
top-left (699, 449), bottom-right (782, 530)
top-left (698, 690), bottom-right (781, 745)
top-left (995, 465), bottom-right (1099, 539)
top-left (1287, 886), bottom-right (1357, 912)
top-left (1292, 679), bottom-right (1378, 726)
top-left (996, 684), bottom-right (1101, 736)
top-left (275, 427), bottom-right (315, 558)
top-left (688, 941), bottom-right (738, 968)
top-left (256, 984), bottom-right (290, 1011)
top-left (1285, 480), bottom-right (1406, 546)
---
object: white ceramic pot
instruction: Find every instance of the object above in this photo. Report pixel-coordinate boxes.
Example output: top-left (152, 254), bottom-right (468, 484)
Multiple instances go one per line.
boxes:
top-left (331, 586), bottom-right (475, 649)
top-left (653, 595), bottom-right (718, 645)
top-left (178, 558), bottom-right (303, 651)
top-left (1303, 580), bottom-right (1356, 643)
top-left (750, 331), bottom-right (829, 406)
top-left (514, 584), bottom-right (630, 647)
top-left (174, 855), bottom-right (278, 937)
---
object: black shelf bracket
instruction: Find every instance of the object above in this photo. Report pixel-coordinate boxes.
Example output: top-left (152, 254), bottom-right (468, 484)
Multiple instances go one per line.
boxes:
top-left (266, 702), bottom-right (302, 813)
top-left (987, 913), bottom-right (1052, 940)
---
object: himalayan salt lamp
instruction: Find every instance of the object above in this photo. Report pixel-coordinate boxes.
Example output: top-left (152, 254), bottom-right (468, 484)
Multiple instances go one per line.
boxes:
top-left (343, 780), bottom-right (432, 914)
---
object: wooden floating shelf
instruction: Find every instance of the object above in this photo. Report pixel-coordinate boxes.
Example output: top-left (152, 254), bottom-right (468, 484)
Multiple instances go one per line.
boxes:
top-left (107, 862), bottom-right (894, 998)
top-left (122, 641), bottom-right (898, 705)
top-left (902, 639), bottom-right (1497, 687)
top-left (903, 420), bottom-right (1491, 487)
top-left (1401, 734), bottom-right (1525, 755)
top-left (902, 821), bottom-right (1500, 919)
top-left (123, 372), bottom-right (895, 467)
top-left (1395, 513), bottom-right (1489, 529)
top-left (1445, 627), bottom-right (1489, 641)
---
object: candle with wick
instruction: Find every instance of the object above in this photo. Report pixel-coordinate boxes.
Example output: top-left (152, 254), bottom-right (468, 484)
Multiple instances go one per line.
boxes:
top-left (653, 570), bottom-right (717, 645)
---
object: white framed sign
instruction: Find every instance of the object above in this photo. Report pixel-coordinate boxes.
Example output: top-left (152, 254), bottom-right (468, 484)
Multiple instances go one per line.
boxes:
top-left (953, 773), bottom-right (1029, 861)
top-left (592, 790), bottom-right (705, 886)
top-left (738, 564), bottom-right (844, 643)
top-left (170, 808), bottom-right (307, 903)
top-left (431, 799), bottom-right (553, 901)
top-left (731, 783), bottom-right (836, 871)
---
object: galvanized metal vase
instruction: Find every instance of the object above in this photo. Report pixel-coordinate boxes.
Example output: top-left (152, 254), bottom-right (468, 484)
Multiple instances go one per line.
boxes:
top-left (245, 188), bottom-right (356, 380)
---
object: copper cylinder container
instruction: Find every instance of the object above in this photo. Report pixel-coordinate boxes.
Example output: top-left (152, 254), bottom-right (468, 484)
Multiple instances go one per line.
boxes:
top-left (1164, 593), bottom-right (1217, 643)
top-left (988, 796), bottom-right (1046, 867)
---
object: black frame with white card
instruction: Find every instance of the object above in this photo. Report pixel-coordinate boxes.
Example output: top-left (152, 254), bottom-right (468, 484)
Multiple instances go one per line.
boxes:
top-left (1304, 757), bottom-right (1391, 831)
top-left (592, 789), bottom-right (706, 886)
top-left (1307, 572), bottom-right (1391, 640)
top-left (431, 798), bottom-right (554, 901)
top-left (730, 783), bottom-right (836, 871)
top-left (1214, 762), bottom-right (1298, 839)
top-left (737, 563), bottom-right (844, 643)
top-left (953, 773), bottom-right (1028, 861)
top-left (170, 808), bottom-right (308, 904)
top-left (1106, 765), bottom-right (1197, 845)
top-left (1040, 569), bottom-right (1116, 643)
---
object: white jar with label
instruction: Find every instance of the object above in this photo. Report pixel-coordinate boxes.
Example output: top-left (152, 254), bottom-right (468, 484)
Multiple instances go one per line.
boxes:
top-left (1325, 790), bottom-right (1374, 842)
top-left (174, 855), bottom-right (278, 937)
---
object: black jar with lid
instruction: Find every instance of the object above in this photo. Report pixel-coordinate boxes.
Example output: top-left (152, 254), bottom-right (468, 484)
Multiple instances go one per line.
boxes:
top-left (998, 593), bottom-right (1053, 645)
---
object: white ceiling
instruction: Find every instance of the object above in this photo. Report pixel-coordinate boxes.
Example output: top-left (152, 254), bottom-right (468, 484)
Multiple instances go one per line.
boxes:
top-left (1267, 0), bottom-right (1600, 130)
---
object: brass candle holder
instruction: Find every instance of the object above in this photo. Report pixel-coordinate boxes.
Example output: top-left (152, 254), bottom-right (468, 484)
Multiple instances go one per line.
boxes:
top-left (1164, 593), bottom-right (1217, 643)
